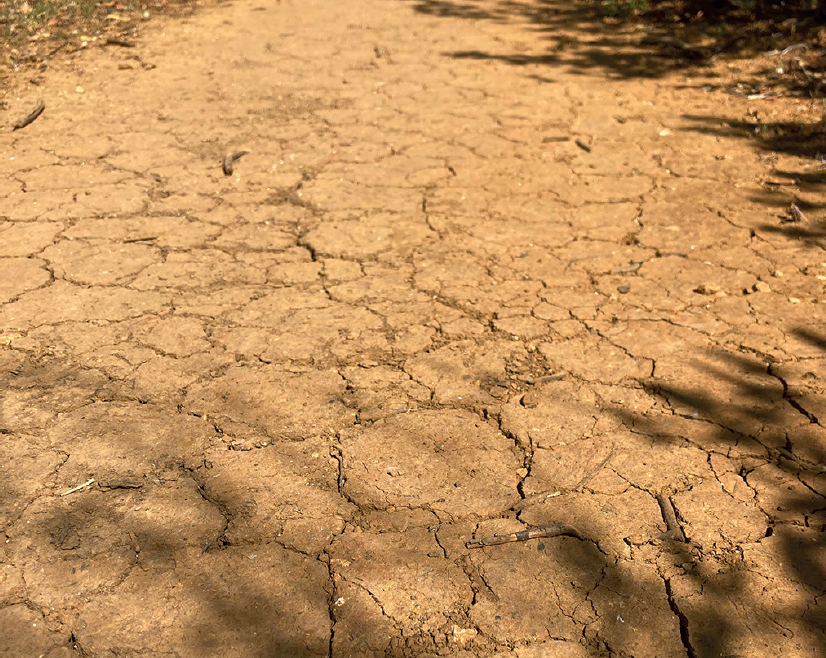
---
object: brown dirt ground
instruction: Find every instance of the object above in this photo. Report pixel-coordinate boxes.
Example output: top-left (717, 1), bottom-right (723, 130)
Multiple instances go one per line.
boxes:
top-left (2, 0), bottom-right (826, 656)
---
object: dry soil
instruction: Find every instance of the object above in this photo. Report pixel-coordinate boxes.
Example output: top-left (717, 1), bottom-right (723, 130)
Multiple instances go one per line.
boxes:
top-left (1, 0), bottom-right (825, 657)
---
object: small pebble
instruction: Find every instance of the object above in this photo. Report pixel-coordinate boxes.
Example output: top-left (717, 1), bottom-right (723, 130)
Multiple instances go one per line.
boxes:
top-left (695, 284), bottom-right (722, 295)
top-left (617, 285), bottom-right (630, 294)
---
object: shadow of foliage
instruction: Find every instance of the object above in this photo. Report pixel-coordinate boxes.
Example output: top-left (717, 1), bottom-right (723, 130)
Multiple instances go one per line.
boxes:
top-left (408, 0), bottom-right (826, 178)
top-left (682, 114), bottom-right (826, 159)
top-left (410, 0), bottom-right (826, 79)
top-left (412, 0), bottom-right (715, 80)
top-left (601, 342), bottom-right (826, 656)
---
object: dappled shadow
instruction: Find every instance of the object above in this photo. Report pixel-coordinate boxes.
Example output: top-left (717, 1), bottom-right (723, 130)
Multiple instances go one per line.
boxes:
top-left (0, 347), bottom-right (333, 657)
top-left (412, 0), bottom-right (715, 80)
top-left (1, 442), bottom-right (334, 657)
top-left (682, 114), bottom-right (826, 160)
top-left (603, 342), bottom-right (826, 656)
top-left (677, 113), bottom-right (826, 244)
top-left (450, 49), bottom-right (562, 66)
top-left (409, 0), bottom-right (826, 197)
top-left (410, 0), bottom-right (826, 83)
top-left (409, 0), bottom-right (502, 20)
top-left (792, 326), bottom-right (826, 352)
top-left (757, 219), bottom-right (826, 247)
top-left (7, 348), bottom-right (813, 657)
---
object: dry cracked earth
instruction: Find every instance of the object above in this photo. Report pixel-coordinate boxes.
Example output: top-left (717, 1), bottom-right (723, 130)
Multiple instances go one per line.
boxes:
top-left (1, 0), bottom-right (826, 656)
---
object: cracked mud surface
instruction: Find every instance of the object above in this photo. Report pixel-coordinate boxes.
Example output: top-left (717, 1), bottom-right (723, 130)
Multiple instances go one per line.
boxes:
top-left (2, 0), bottom-right (826, 656)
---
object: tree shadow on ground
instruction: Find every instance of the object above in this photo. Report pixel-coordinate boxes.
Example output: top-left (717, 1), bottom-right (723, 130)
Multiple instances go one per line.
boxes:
top-left (682, 114), bottom-right (826, 161)
top-left (0, 349), bottom-right (334, 658)
top-left (0, 455), bottom-right (334, 657)
top-left (412, 0), bottom-right (714, 80)
top-left (3, 342), bottom-right (824, 656)
top-left (602, 342), bottom-right (826, 656)
top-left (409, 0), bottom-right (826, 82)
top-left (679, 113), bottom-right (826, 216)
top-left (408, 0), bottom-right (826, 202)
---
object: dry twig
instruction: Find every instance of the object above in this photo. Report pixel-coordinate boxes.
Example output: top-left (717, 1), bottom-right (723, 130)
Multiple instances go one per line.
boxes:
top-left (13, 99), bottom-right (45, 131)
top-left (788, 202), bottom-right (807, 222)
top-left (655, 493), bottom-right (686, 542)
top-left (105, 37), bottom-right (136, 48)
top-left (60, 478), bottom-right (95, 497)
top-left (222, 150), bottom-right (249, 175)
top-left (467, 522), bottom-right (585, 548)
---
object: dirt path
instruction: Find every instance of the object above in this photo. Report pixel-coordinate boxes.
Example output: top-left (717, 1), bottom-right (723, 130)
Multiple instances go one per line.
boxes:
top-left (2, 0), bottom-right (825, 656)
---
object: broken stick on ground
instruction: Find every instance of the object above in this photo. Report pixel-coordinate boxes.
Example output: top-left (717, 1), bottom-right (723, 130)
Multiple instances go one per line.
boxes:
top-left (222, 150), bottom-right (249, 175)
top-left (466, 523), bottom-right (586, 548)
top-left (12, 99), bottom-right (45, 130)
top-left (656, 493), bottom-right (686, 542)
top-left (60, 478), bottom-right (95, 497)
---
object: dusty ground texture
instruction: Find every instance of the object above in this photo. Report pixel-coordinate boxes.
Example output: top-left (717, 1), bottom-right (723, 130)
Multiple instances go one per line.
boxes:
top-left (2, 0), bottom-right (826, 656)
